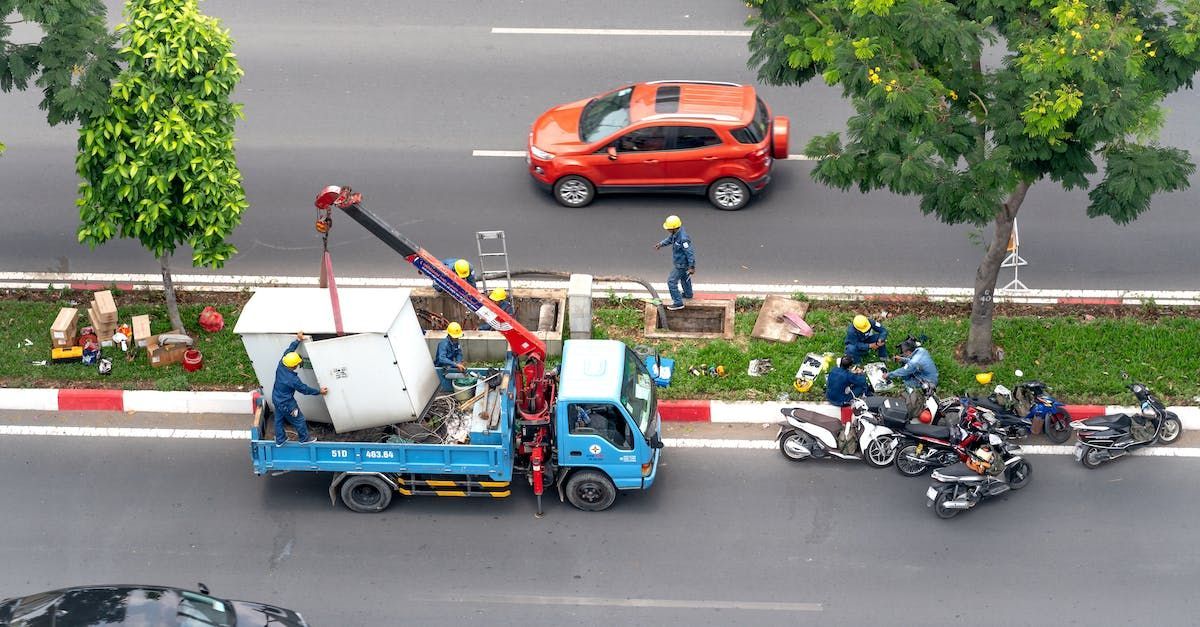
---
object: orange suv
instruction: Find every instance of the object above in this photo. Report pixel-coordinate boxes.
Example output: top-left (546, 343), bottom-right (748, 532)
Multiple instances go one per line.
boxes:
top-left (528, 81), bottom-right (789, 211)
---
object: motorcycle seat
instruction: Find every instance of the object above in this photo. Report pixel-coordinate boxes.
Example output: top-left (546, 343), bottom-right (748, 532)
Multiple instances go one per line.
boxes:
top-left (1082, 413), bottom-right (1131, 428)
top-left (782, 408), bottom-right (843, 435)
top-left (934, 462), bottom-right (986, 481)
top-left (973, 397), bottom-right (1011, 414)
top-left (907, 423), bottom-right (951, 440)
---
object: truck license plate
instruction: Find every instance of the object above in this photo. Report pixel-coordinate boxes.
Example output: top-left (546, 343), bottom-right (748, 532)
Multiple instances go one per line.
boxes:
top-left (1074, 443), bottom-right (1084, 461)
top-left (925, 486), bottom-right (937, 502)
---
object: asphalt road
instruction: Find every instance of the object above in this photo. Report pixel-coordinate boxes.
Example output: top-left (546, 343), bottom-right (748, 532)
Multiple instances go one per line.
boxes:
top-left (0, 1), bottom-right (1197, 289)
top-left (1, 431), bottom-right (1197, 625)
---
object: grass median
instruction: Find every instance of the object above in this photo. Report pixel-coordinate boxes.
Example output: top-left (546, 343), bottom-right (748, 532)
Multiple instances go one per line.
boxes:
top-left (2, 289), bottom-right (1198, 404)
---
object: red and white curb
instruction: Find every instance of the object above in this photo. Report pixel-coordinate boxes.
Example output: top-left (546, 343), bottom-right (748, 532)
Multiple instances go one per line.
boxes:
top-left (0, 388), bottom-right (251, 414)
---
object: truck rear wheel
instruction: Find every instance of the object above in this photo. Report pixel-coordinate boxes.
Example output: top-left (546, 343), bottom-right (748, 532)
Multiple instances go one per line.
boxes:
top-left (565, 470), bottom-right (617, 512)
top-left (340, 474), bottom-right (393, 513)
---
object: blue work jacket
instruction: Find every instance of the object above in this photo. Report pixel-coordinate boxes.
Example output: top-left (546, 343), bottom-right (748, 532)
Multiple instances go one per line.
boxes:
top-left (658, 228), bottom-right (695, 270)
top-left (844, 319), bottom-right (888, 356)
top-left (435, 336), bottom-right (463, 368)
top-left (479, 297), bottom-right (515, 331)
top-left (826, 367), bottom-right (869, 406)
top-left (271, 340), bottom-right (321, 415)
top-left (888, 346), bottom-right (939, 388)
top-left (437, 258), bottom-right (476, 291)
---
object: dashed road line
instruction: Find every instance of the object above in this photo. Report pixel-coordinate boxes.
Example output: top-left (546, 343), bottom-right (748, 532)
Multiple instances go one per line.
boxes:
top-left (491, 27), bottom-right (752, 37)
top-left (448, 593), bottom-right (821, 612)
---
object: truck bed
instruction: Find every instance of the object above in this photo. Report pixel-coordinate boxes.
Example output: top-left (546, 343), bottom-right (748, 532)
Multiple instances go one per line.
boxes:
top-left (250, 367), bottom-right (516, 481)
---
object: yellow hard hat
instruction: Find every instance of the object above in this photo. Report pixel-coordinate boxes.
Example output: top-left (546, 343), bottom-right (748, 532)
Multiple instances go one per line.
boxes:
top-left (794, 379), bottom-right (814, 393)
top-left (453, 259), bottom-right (471, 278)
top-left (662, 215), bottom-right (682, 230)
top-left (489, 288), bottom-right (507, 301)
top-left (975, 372), bottom-right (994, 385)
top-left (282, 352), bottom-right (302, 368)
top-left (446, 322), bottom-right (463, 339)
top-left (853, 315), bottom-right (871, 333)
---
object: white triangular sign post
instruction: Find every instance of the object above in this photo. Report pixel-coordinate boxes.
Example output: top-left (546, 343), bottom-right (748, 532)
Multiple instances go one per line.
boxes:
top-left (1000, 219), bottom-right (1028, 290)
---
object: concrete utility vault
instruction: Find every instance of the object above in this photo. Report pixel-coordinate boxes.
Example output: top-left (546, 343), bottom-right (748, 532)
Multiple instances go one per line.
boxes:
top-left (412, 288), bottom-right (566, 360)
top-left (643, 300), bottom-right (736, 340)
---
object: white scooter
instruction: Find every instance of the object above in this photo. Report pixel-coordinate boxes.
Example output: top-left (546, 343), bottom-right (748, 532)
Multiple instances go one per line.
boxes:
top-left (776, 399), bottom-right (899, 468)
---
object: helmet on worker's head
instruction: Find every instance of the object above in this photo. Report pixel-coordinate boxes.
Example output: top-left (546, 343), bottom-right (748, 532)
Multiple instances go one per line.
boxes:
top-left (662, 215), bottom-right (682, 230)
top-left (975, 372), bottom-right (993, 385)
top-left (282, 352), bottom-right (302, 369)
top-left (489, 288), bottom-right (507, 302)
top-left (853, 315), bottom-right (871, 333)
top-left (453, 259), bottom-right (471, 278)
top-left (446, 322), bottom-right (463, 339)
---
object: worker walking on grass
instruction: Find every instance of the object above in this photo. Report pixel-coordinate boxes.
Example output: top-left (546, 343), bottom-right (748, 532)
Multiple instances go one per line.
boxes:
top-left (845, 314), bottom-right (889, 364)
top-left (654, 215), bottom-right (695, 310)
top-left (273, 332), bottom-right (328, 447)
top-left (435, 322), bottom-right (466, 390)
top-left (434, 258), bottom-right (477, 293)
top-left (479, 288), bottom-right (515, 331)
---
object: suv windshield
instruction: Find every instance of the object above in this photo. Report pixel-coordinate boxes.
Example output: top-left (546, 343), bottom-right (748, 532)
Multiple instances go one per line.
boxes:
top-left (621, 348), bottom-right (658, 439)
top-left (579, 86), bottom-right (633, 143)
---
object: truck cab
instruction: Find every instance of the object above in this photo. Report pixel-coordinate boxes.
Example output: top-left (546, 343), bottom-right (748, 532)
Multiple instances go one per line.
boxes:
top-left (554, 339), bottom-right (663, 511)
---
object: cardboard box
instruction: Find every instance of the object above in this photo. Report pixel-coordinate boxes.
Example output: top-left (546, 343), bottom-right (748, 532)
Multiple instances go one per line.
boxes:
top-left (50, 307), bottom-right (80, 342)
top-left (132, 315), bottom-right (152, 348)
top-left (93, 290), bottom-right (119, 323)
top-left (147, 330), bottom-right (190, 368)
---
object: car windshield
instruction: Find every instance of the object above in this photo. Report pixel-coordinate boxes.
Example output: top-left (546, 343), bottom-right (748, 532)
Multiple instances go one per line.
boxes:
top-left (621, 348), bottom-right (657, 439)
top-left (177, 591), bottom-right (233, 627)
top-left (579, 86), bottom-right (633, 143)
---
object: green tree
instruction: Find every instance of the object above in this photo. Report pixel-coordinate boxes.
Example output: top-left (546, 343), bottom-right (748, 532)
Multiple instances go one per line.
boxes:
top-left (76, 0), bottom-right (246, 331)
top-left (747, 0), bottom-right (1200, 362)
top-left (1, 1), bottom-right (120, 132)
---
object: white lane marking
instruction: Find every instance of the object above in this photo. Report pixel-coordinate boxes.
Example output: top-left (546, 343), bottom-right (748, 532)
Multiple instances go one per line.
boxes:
top-left (492, 27), bottom-right (752, 37)
top-left (473, 149), bottom-right (815, 161)
top-left (449, 593), bottom-right (821, 612)
top-left (2, 428), bottom-right (1197, 458)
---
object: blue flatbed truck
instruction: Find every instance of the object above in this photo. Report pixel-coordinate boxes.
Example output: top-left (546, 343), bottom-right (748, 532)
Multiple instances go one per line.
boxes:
top-left (249, 186), bottom-right (663, 514)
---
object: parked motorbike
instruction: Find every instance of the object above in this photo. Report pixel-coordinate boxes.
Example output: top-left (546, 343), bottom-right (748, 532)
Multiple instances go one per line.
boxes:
top-left (926, 435), bottom-right (1032, 519)
top-left (950, 373), bottom-right (1072, 443)
top-left (1071, 382), bottom-right (1183, 468)
top-left (892, 403), bottom-right (993, 477)
top-left (776, 403), bottom-right (898, 468)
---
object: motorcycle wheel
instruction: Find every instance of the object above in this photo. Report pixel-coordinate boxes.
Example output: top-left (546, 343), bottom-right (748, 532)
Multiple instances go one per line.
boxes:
top-left (1080, 446), bottom-right (1106, 469)
top-left (895, 443), bottom-right (930, 477)
top-left (863, 435), bottom-right (897, 468)
top-left (1158, 417), bottom-right (1183, 445)
top-left (1008, 460), bottom-right (1032, 490)
top-left (1045, 409), bottom-right (1073, 444)
top-left (933, 490), bottom-right (961, 519)
top-left (779, 431), bottom-right (812, 462)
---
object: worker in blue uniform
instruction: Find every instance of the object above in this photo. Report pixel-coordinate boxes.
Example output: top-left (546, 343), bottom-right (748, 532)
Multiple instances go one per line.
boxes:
top-left (844, 314), bottom-right (889, 363)
top-left (479, 288), bottom-right (516, 331)
top-left (273, 332), bottom-right (327, 446)
top-left (434, 258), bottom-right (477, 293)
top-left (435, 322), bottom-right (466, 391)
top-left (654, 215), bottom-right (695, 310)
top-left (825, 355), bottom-right (870, 407)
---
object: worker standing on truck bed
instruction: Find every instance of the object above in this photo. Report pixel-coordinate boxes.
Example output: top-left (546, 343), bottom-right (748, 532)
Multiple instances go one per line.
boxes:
top-left (654, 215), bottom-right (695, 311)
top-left (273, 332), bottom-right (328, 446)
top-left (435, 322), bottom-right (466, 390)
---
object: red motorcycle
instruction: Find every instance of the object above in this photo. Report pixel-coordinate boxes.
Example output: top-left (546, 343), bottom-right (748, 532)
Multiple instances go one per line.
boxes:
top-left (894, 403), bottom-right (994, 477)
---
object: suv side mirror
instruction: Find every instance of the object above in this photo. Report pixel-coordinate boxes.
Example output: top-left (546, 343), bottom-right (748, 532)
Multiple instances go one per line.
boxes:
top-left (607, 146), bottom-right (618, 161)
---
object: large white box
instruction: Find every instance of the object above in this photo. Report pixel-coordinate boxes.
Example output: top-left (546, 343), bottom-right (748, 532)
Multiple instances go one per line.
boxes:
top-left (234, 288), bottom-right (439, 432)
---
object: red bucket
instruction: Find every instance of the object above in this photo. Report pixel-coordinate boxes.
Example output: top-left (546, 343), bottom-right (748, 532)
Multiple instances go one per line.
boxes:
top-left (183, 348), bottom-right (204, 372)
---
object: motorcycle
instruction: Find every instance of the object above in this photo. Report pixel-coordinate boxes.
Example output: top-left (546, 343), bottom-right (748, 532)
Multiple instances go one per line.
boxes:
top-left (950, 373), bottom-right (1072, 443)
top-left (776, 403), bottom-right (898, 468)
top-left (926, 435), bottom-right (1032, 519)
top-left (892, 403), bottom-right (993, 477)
top-left (1071, 382), bottom-right (1184, 468)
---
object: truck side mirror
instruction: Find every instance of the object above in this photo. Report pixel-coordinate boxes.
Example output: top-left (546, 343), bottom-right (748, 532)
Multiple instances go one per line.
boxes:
top-left (650, 434), bottom-right (665, 449)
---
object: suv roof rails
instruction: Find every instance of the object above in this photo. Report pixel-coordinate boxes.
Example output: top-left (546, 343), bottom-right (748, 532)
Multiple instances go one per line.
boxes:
top-left (645, 80), bottom-right (743, 87)
top-left (642, 112), bottom-right (740, 122)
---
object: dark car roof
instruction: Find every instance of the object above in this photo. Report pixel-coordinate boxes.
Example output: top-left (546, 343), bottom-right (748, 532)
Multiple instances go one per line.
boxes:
top-left (0, 585), bottom-right (303, 627)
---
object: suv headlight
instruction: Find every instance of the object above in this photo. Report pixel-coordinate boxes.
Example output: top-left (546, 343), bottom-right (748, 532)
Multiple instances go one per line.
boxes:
top-left (530, 145), bottom-right (554, 160)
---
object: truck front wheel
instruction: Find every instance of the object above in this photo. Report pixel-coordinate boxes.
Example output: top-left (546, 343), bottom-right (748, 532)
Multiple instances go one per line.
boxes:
top-left (565, 470), bottom-right (617, 512)
top-left (340, 474), bottom-right (393, 513)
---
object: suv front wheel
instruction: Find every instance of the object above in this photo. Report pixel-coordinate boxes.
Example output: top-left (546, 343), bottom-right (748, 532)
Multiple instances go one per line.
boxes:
top-left (708, 177), bottom-right (750, 211)
top-left (553, 175), bottom-right (595, 208)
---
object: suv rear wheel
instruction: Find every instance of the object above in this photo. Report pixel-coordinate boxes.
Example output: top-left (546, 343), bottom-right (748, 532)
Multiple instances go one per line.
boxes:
top-left (553, 175), bottom-right (595, 208)
top-left (708, 177), bottom-right (750, 211)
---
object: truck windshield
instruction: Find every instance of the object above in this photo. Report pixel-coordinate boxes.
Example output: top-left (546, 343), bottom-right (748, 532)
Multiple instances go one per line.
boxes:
top-left (579, 86), bottom-right (633, 143)
top-left (621, 348), bottom-right (657, 439)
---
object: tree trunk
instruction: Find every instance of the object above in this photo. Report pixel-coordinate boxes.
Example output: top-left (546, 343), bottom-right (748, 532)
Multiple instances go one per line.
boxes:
top-left (964, 181), bottom-right (1031, 363)
top-left (159, 254), bottom-right (185, 332)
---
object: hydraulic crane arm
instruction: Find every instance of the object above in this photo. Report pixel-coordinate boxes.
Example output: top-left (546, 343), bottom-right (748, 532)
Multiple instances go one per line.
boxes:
top-left (314, 185), bottom-right (547, 362)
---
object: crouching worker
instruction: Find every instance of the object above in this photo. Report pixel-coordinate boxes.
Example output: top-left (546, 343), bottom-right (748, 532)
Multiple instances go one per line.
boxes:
top-left (825, 355), bottom-right (870, 407)
top-left (845, 314), bottom-right (889, 364)
top-left (273, 332), bottom-right (327, 446)
top-left (435, 322), bottom-right (466, 391)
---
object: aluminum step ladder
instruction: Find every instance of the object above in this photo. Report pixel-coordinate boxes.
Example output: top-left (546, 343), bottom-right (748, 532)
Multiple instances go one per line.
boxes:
top-left (475, 230), bottom-right (513, 296)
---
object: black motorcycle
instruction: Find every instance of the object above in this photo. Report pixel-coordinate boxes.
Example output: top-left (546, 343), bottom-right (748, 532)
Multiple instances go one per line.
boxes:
top-left (1071, 383), bottom-right (1183, 468)
top-left (926, 435), bottom-right (1032, 519)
